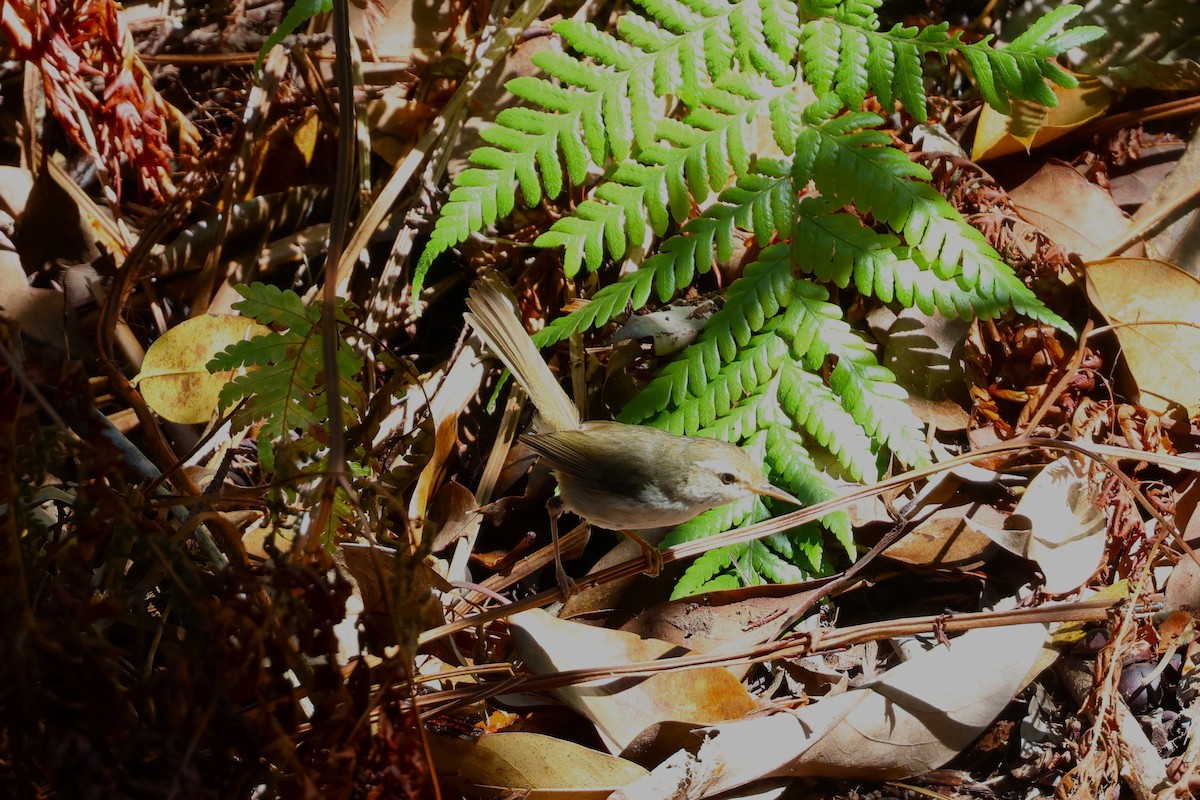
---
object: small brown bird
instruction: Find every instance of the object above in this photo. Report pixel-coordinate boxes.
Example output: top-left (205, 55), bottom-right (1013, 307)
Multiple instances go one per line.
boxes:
top-left (465, 273), bottom-right (802, 594)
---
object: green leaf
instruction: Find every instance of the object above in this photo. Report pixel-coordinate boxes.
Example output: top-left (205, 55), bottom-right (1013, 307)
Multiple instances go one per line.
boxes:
top-left (208, 283), bottom-right (364, 479)
top-left (255, 0), bottom-right (332, 75)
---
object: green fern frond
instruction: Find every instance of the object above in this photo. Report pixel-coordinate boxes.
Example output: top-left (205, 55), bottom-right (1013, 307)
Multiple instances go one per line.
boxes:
top-left (623, 244), bottom-right (926, 479)
top-left (419, 1), bottom-right (1100, 294)
top-left (669, 529), bottom-right (825, 597)
top-left (534, 87), bottom-right (778, 275)
top-left (533, 264), bottom-right (660, 347)
top-left (840, 0), bottom-right (882, 27)
top-left (665, 493), bottom-right (760, 549)
top-left (766, 424), bottom-right (854, 557)
top-left (728, 1), bottom-right (793, 82)
top-left (812, 318), bottom-right (931, 468)
top-left (777, 362), bottom-right (879, 483)
top-left (223, 281), bottom-right (313, 330)
top-left (964, 5), bottom-right (1104, 114)
top-left (658, 331), bottom-right (788, 434)
top-left (794, 114), bottom-right (1071, 331)
top-left (620, 246), bottom-right (797, 423)
top-left (535, 163), bottom-right (794, 344)
top-left (766, 523), bottom-right (828, 574)
top-left (208, 283), bottom-right (364, 474)
top-left (672, 543), bottom-right (752, 597)
top-left (799, 3), bottom-right (1103, 120)
top-left (417, 165), bottom-right (517, 294)
top-left (792, 201), bottom-right (1016, 320)
top-left (416, 0), bottom-right (811, 290)
top-left (416, 0), bottom-right (1101, 593)
top-left (749, 538), bottom-right (815, 583)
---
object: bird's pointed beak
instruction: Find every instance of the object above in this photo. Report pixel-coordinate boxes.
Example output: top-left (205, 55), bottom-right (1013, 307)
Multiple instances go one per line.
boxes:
top-left (750, 482), bottom-right (804, 508)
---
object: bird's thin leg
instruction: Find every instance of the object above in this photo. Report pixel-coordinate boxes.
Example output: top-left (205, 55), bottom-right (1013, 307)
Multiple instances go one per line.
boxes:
top-left (547, 497), bottom-right (579, 599)
top-left (621, 530), bottom-right (664, 578)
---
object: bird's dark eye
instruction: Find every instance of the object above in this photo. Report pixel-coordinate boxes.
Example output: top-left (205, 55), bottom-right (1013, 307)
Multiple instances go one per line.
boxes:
top-left (719, 472), bottom-right (736, 485)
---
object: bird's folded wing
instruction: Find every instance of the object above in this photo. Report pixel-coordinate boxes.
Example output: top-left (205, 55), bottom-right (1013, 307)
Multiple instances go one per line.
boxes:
top-left (520, 430), bottom-right (648, 494)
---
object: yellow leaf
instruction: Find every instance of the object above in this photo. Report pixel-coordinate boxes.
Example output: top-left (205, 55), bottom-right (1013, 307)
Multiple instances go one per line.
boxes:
top-left (973, 75), bottom-right (1112, 161)
top-left (1084, 257), bottom-right (1200, 415)
top-left (291, 109), bottom-right (320, 167)
top-left (429, 732), bottom-right (647, 795)
top-left (132, 314), bottom-right (271, 424)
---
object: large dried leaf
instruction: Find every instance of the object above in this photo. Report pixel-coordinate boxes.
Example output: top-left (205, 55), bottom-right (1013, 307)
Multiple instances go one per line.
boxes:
top-left (619, 588), bottom-right (822, 654)
top-left (973, 76), bottom-right (1112, 160)
top-left (1133, 126), bottom-right (1200, 277)
top-left (885, 499), bottom-right (1005, 569)
top-left (0, 251), bottom-right (63, 345)
top-left (1111, 57), bottom-right (1200, 90)
top-left (880, 309), bottom-right (971, 431)
top-left (780, 623), bottom-right (1053, 780)
top-left (509, 610), bottom-right (758, 754)
top-left (350, 0), bottom-right (453, 61)
top-left (408, 346), bottom-right (485, 527)
top-left (0, 165), bottom-right (34, 216)
top-left (968, 456), bottom-right (1108, 594)
top-left (1010, 162), bottom-right (1135, 258)
top-left (1165, 553), bottom-right (1200, 613)
top-left (1084, 257), bottom-right (1200, 414)
top-left (429, 731), bottom-right (647, 797)
top-left (616, 623), bottom-right (1055, 799)
top-left (132, 314), bottom-right (271, 424)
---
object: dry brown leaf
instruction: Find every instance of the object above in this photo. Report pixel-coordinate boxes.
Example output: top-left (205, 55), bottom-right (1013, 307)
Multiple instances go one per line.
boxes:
top-left (1133, 126), bottom-right (1200, 277)
top-left (350, 0), bottom-right (453, 62)
top-left (884, 500), bottom-right (1005, 569)
top-left (409, 346), bottom-right (485, 529)
top-left (973, 76), bottom-right (1112, 160)
top-left (0, 250), bottom-right (64, 345)
top-left (967, 456), bottom-right (1108, 593)
top-left (559, 535), bottom-right (674, 621)
top-left (509, 609), bottom-right (758, 754)
top-left (429, 730), bottom-right (648, 797)
top-left (366, 87), bottom-right (437, 164)
top-left (1165, 554), bottom-right (1200, 613)
top-left (1111, 57), bottom-right (1200, 91)
top-left (1009, 161), bottom-right (1136, 259)
top-left (1084, 257), bottom-right (1200, 415)
top-left (616, 623), bottom-right (1055, 799)
top-left (0, 165), bottom-right (34, 217)
top-left (609, 300), bottom-right (718, 356)
top-left (336, 541), bottom-right (445, 662)
top-left (619, 588), bottom-right (819, 654)
top-left (426, 480), bottom-right (482, 554)
top-left (780, 623), bottom-right (1053, 780)
top-left (1109, 142), bottom-right (1187, 210)
top-left (1176, 477), bottom-right (1200, 546)
top-left (880, 309), bottom-right (970, 432)
top-left (131, 314), bottom-right (271, 424)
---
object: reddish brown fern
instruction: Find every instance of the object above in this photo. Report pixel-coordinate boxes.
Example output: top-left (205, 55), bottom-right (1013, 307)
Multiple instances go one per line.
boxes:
top-left (0, 0), bottom-right (199, 201)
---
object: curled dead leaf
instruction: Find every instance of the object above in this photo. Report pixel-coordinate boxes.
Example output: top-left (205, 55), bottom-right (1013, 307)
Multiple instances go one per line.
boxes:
top-left (616, 623), bottom-right (1055, 799)
top-left (967, 455), bottom-right (1108, 594)
top-left (509, 609), bottom-right (758, 755)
